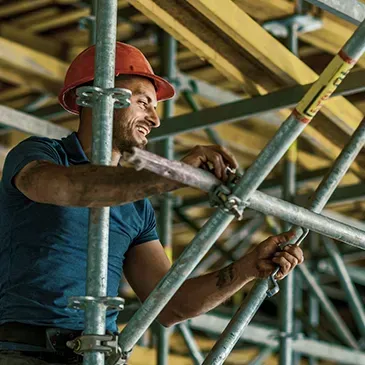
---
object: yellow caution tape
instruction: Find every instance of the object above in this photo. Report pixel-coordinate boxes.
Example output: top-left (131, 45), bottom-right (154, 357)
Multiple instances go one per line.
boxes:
top-left (294, 52), bottom-right (355, 124)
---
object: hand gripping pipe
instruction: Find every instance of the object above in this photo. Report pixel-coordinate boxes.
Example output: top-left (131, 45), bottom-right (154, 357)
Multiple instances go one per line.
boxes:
top-left (118, 19), bottom-right (365, 358)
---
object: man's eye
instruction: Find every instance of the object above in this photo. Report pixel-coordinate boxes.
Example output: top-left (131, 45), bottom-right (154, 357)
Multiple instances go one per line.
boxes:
top-left (139, 100), bottom-right (148, 107)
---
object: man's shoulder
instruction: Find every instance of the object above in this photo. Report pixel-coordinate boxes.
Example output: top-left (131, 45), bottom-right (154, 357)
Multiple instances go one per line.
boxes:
top-left (15, 135), bottom-right (60, 149)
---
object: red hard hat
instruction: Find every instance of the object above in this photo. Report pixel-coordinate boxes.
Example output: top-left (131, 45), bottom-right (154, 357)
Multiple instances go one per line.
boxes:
top-left (59, 42), bottom-right (175, 115)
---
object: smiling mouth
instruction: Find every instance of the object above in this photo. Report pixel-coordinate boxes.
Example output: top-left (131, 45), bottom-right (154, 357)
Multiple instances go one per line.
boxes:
top-left (137, 126), bottom-right (149, 137)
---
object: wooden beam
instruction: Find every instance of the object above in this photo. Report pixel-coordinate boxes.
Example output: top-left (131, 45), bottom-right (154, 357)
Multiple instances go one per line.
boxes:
top-left (0, 37), bottom-right (67, 94)
top-left (0, 0), bottom-right (52, 18)
top-left (0, 86), bottom-right (31, 102)
top-left (9, 8), bottom-right (62, 28)
top-left (234, 0), bottom-right (365, 68)
top-left (28, 8), bottom-right (89, 33)
top-left (186, 0), bottom-right (363, 134)
top-left (0, 24), bottom-right (63, 58)
top-left (128, 0), bottom-right (264, 96)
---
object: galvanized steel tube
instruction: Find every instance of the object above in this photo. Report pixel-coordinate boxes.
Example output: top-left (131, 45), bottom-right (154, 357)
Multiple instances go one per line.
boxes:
top-left (178, 323), bottom-right (204, 365)
top-left (322, 236), bottom-right (365, 338)
top-left (84, 1), bottom-right (118, 365)
top-left (280, 141), bottom-right (297, 365)
top-left (202, 279), bottom-right (269, 365)
top-left (125, 148), bottom-right (365, 249)
top-left (156, 31), bottom-right (177, 365)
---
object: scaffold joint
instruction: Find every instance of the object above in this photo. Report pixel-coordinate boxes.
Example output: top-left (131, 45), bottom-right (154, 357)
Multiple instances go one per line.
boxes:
top-left (76, 86), bottom-right (132, 109)
top-left (209, 185), bottom-right (248, 220)
top-left (66, 333), bottom-right (126, 364)
top-left (267, 271), bottom-right (280, 298)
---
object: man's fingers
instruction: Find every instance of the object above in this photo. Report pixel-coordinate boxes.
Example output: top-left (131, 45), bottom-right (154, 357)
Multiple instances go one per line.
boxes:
top-left (211, 145), bottom-right (239, 169)
top-left (272, 252), bottom-right (299, 278)
top-left (283, 245), bottom-right (304, 263)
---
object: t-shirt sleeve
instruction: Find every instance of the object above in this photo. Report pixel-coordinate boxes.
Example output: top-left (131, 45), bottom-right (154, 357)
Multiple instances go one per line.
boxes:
top-left (133, 199), bottom-right (159, 246)
top-left (2, 137), bottom-right (61, 194)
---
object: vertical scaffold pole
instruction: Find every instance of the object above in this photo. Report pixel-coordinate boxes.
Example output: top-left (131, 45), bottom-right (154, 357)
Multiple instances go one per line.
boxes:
top-left (280, 21), bottom-right (299, 365)
top-left (156, 31), bottom-right (177, 365)
top-left (119, 19), bottom-right (365, 357)
top-left (83, 1), bottom-right (118, 365)
top-left (308, 232), bottom-right (320, 365)
top-left (280, 139), bottom-right (297, 365)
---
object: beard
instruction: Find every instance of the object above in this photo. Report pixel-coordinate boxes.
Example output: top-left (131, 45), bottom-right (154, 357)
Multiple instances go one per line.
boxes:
top-left (113, 127), bottom-right (147, 153)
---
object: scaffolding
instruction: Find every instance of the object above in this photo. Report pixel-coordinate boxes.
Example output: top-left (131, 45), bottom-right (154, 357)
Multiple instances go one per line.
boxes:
top-left (2, 0), bottom-right (365, 364)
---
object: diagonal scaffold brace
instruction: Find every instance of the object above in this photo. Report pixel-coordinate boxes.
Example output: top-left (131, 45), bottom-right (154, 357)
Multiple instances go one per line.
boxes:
top-left (118, 17), bottom-right (365, 363)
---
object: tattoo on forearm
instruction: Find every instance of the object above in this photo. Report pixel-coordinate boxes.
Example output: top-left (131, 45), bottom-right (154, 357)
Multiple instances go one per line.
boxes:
top-left (216, 264), bottom-right (235, 289)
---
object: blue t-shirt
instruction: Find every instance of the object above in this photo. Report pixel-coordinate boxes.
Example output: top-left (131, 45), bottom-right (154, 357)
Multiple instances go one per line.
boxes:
top-left (0, 132), bottom-right (158, 340)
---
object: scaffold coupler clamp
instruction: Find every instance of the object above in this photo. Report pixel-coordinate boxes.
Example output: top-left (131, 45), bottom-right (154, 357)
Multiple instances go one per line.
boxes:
top-left (267, 267), bottom-right (280, 298)
top-left (76, 85), bottom-right (132, 109)
top-left (67, 296), bottom-right (125, 363)
top-left (209, 167), bottom-right (247, 220)
top-left (209, 185), bottom-right (247, 221)
top-left (66, 333), bottom-right (124, 364)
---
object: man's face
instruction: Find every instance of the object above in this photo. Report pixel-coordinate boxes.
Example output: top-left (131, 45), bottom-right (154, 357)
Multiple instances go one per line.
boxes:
top-left (112, 76), bottom-right (159, 152)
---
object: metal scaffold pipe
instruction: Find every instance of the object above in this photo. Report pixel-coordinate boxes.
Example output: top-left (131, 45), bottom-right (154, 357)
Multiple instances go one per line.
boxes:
top-left (119, 17), bottom-right (365, 361)
top-left (69, 1), bottom-right (122, 365)
top-left (280, 140), bottom-right (297, 365)
top-left (156, 31), bottom-right (177, 365)
top-left (125, 147), bottom-right (365, 249)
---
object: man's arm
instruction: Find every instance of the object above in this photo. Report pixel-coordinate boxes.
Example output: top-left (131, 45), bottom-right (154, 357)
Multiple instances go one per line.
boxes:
top-left (123, 232), bottom-right (303, 327)
top-left (15, 161), bottom-right (181, 207)
top-left (14, 145), bottom-right (237, 207)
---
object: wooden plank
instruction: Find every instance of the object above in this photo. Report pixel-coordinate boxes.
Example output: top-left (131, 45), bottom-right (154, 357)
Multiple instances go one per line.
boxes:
top-left (0, 37), bottom-right (67, 93)
top-left (186, 0), bottom-right (363, 135)
top-left (28, 8), bottom-right (89, 33)
top-left (9, 8), bottom-right (62, 28)
top-left (234, 0), bottom-right (365, 68)
top-left (0, 24), bottom-right (63, 58)
top-left (128, 0), bottom-right (264, 96)
top-left (0, 0), bottom-right (52, 18)
top-left (0, 86), bottom-right (31, 102)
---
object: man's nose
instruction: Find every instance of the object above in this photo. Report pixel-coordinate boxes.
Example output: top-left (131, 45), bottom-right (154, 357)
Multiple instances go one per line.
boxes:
top-left (148, 107), bottom-right (160, 128)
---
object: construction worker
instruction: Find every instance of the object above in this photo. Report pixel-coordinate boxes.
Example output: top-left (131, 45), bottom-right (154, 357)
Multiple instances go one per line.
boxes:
top-left (0, 42), bottom-right (303, 364)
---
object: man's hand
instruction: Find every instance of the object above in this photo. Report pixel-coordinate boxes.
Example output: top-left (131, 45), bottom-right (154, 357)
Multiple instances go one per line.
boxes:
top-left (244, 231), bottom-right (304, 280)
top-left (181, 145), bottom-right (238, 182)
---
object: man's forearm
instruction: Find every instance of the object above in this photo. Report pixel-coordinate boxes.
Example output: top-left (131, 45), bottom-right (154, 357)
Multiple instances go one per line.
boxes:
top-left (158, 254), bottom-right (256, 327)
top-left (25, 163), bottom-right (182, 207)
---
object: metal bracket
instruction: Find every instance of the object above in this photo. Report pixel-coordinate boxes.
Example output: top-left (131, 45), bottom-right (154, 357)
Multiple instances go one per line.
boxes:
top-left (209, 185), bottom-right (247, 220)
top-left (263, 14), bottom-right (323, 38)
top-left (67, 297), bottom-right (125, 363)
top-left (66, 333), bottom-right (127, 365)
top-left (68, 296), bottom-right (125, 311)
top-left (209, 168), bottom-right (247, 220)
top-left (267, 269), bottom-right (280, 298)
top-left (76, 86), bottom-right (132, 109)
